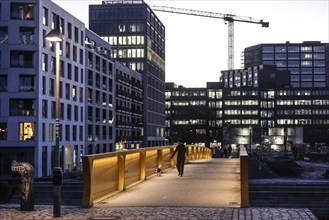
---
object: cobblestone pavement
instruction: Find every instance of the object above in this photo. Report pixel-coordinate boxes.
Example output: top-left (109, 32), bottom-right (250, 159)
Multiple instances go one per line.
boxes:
top-left (0, 205), bottom-right (319, 220)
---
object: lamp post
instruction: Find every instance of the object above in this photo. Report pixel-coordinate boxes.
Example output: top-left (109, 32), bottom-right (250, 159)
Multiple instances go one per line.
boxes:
top-left (284, 120), bottom-right (288, 153)
top-left (249, 126), bottom-right (252, 153)
top-left (45, 16), bottom-right (63, 218)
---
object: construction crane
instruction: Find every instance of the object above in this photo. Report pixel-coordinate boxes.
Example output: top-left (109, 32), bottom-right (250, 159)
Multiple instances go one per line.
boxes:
top-left (150, 5), bottom-right (269, 70)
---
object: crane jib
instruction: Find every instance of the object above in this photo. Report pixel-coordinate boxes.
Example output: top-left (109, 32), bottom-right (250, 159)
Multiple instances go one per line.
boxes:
top-left (149, 5), bottom-right (269, 70)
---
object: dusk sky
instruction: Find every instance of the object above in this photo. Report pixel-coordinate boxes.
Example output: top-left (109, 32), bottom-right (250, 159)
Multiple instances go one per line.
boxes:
top-left (53, 0), bottom-right (329, 87)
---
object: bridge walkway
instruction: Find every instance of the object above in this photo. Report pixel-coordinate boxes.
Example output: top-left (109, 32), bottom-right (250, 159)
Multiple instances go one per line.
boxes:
top-left (0, 158), bottom-right (319, 219)
top-left (95, 158), bottom-right (241, 207)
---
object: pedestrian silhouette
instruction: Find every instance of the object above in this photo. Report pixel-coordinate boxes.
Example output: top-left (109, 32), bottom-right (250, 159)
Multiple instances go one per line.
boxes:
top-left (170, 139), bottom-right (186, 177)
top-left (228, 145), bottom-right (232, 158)
top-left (223, 147), bottom-right (227, 158)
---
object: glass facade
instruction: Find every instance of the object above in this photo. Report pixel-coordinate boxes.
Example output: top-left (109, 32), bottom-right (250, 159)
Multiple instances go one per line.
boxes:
top-left (244, 42), bottom-right (329, 88)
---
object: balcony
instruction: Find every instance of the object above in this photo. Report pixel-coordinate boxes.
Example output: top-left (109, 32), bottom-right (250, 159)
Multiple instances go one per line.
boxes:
top-left (20, 27), bottom-right (35, 45)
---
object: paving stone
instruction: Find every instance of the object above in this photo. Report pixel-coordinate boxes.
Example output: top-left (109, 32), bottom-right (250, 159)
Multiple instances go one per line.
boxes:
top-left (0, 205), bottom-right (319, 220)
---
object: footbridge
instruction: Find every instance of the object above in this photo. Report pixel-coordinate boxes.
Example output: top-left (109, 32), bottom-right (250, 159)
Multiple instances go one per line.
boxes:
top-left (81, 145), bottom-right (249, 208)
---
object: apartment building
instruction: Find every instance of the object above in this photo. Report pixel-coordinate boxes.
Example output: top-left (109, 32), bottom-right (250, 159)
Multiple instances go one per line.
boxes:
top-left (85, 29), bottom-right (115, 154)
top-left (0, 0), bottom-right (144, 177)
top-left (114, 60), bottom-right (143, 150)
top-left (0, 0), bottom-right (85, 177)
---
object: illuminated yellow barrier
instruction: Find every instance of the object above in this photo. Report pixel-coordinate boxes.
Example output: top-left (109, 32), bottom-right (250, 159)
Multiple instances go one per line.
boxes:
top-left (82, 145), bottom-right (212, 207)
top-left (239, 145), bottom-right (249, 207)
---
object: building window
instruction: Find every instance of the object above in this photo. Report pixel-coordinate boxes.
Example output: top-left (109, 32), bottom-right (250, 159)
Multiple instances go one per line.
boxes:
top-left (66, 125), bottom-right (70, 141)
top-left (0, 75), bottom-right (7, 92)
top-left (275, 46), bottom-right (286, 53)
top-left (19, 75), bottom-right (34, 92)
top-left (79, 87), bottom-right (83, 102)
top-left (314, 61), bottom-right (325, 67)
top-left (10, 99), bottom-right (34, 116)
top-left (314, 46), bottom-right (325, 52)
top-left (42, 7), bottom-right (48, 25)
top-left (67, 63), bottom-right (72, 80)
top-left (10, 51), bottom-right (34, 68)
top-left (301, 46), bottom-right (312, 52)
top-left (42, 123), bottom-right (46, 141)
top-left (49, 78), bottom-right (54, 96)
top-left (42, 100), bottom-right (48, 118)
top-left (65, 42), bottom-right (70, 58)
top-left (75, 66), bottom-right (79, 82)
top-left (79, 49), bottom-right (83, 64)
top-left (19, 122), bottom-right (35, 140)
top-left (74, 106), bottom-right (78, 121)
top-left (67, 104), bottom-right (72, 120)
top-left (79, 126), bottom-right (83, 141)
top-left (262, 46), bottom-right (274, 53)
top-left (80, 30), bottom-right (84, 45)
top-left (10, 3), bottom-right (35, 20)
top-left (73, 45), bottom-right (77, 62)
top-left (74, 26), bottom-right (79, 43)
top-left (42, 53), bottom-right (48, 71)
top-left (288, 46), bottom-right (299, 52)
top-left (67, 22), bottom-right (72, 39)
top-left (60, 17), bottom-right (65, 35)
top-left (51, 101), bottom-right (55, 118)
top-left (72, 86), bottom-right (77, 101)
top-left (301, 61), bottom-right (312, 67)
top-left (49, 123), bottom-right (54, 141)
top-left (73, 125), bottom-right (77, 141)
top-left (0, 123), bottom-right (8, 140)
top-left (65, 83), bottom-right (70, 99)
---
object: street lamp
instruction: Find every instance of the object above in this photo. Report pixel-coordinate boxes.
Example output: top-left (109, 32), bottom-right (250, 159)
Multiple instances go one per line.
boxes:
top-left (284, 120), bottom-right (288, 153)
top-left (249, 126), bottom-right (252, 153)
top-left (45, 16), bottom-right (63, 218)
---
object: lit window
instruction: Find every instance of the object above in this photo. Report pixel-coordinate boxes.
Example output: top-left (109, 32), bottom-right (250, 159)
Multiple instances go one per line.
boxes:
top-left (19, 122), bottom-right (34, 140)
top-left (0, 123), bottom-right (8, 140)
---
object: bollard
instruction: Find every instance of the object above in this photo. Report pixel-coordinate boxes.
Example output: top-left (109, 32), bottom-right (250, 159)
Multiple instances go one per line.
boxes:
top-left (11, 160), bottom-right (34, 211)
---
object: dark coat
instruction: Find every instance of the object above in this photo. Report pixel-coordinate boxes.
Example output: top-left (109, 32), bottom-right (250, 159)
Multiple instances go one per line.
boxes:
top-left (171, 144), bottom-right (186, 160)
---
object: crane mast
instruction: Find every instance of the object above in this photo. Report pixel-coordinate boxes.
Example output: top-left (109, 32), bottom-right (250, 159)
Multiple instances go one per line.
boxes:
top-left (150, 5), bottom-right (269, 70)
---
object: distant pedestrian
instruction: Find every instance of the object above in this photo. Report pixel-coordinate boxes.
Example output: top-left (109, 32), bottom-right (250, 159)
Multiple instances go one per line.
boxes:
top-left (236, 145), bottom-right (241, 158)
top-left (228, 145), bottom-right (232, 158)
top-left (223, 147), bottom-right (227, 158)
top-left (170, 139), bottom-right (186, 177)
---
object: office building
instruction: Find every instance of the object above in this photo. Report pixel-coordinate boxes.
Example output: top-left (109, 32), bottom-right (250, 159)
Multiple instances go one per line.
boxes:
top-left (165, 82), bottom-right (222, 148)
top-left (244, 41), bottom-right (329, 88)
top-left (89, 0), bottom-right (166, 147)
top-left (166, 64), bottom-right (329, 151)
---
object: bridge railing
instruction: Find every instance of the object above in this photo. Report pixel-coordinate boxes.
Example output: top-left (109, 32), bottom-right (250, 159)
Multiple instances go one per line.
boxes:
top-left (240, 145), bottom-right (249, 207)
top-left (81, 145), bottom-right (212, 207)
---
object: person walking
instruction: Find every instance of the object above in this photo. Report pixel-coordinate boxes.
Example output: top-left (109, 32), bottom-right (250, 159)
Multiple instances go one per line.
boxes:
top-left (170, 139), bottom-right (186, 177)
top-left (228, 145), bottom-right (232, 158)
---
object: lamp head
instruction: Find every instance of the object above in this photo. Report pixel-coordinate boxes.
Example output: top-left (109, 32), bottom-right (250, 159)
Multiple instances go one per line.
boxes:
top-left (45, 29), bottom-right (63, 42)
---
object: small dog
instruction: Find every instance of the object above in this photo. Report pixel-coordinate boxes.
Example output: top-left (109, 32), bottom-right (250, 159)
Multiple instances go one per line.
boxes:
top-left (156, 165), bottom-right (162, 176)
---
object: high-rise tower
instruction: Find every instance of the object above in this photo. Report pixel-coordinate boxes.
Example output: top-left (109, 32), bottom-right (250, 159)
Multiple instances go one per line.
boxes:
top-left (89, 0), bottom-right (166, 147)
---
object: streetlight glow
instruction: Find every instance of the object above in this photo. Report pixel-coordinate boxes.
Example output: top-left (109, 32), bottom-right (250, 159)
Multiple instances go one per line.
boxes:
top-left (45, 29), bottom-right (63, 42)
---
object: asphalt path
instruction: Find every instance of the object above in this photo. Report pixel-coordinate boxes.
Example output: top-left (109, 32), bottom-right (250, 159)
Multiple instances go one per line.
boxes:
top-left (95, 158), bottom-right (241, 207)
